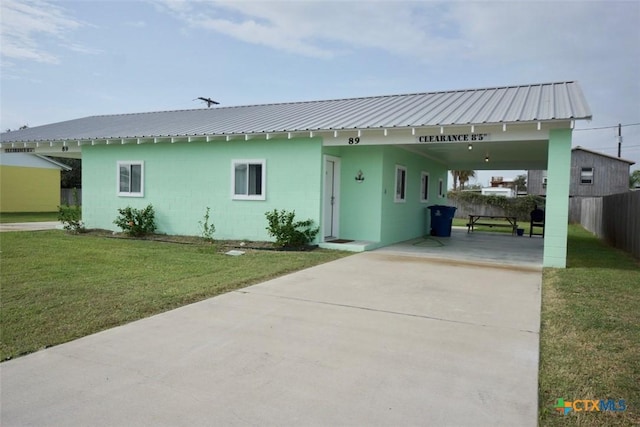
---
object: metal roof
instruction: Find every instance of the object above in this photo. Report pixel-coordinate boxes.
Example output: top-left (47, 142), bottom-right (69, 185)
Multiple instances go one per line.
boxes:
top-left (572, 146), bottom-right (635, 165)
top-left (1, 81), bottom-right (591, 143)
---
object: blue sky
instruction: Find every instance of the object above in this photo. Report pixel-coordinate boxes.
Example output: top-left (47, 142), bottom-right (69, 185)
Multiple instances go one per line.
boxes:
top-left (2, 0), bottom-right (639, 184)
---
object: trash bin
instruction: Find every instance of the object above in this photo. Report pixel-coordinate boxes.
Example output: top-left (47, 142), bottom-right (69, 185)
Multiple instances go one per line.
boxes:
top-left (427, 205), bottom-right (457, 237)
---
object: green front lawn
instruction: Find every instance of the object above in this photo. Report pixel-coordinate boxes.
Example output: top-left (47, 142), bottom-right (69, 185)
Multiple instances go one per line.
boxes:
top-left (539, 225), bottom-right (640, 426)
top-left (0, 231), bottom-right (350, 360)
top-left (0, 212), bottom-right (59, 223)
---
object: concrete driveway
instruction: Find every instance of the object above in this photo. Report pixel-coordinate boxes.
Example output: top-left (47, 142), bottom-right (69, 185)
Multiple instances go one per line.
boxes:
top-left (1, 252), bottom-right (541, 427)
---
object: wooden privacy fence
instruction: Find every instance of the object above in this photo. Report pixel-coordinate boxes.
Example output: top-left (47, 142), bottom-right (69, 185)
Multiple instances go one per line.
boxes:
top-left (60, 188), bottom-right (82, 206)
top-left (580, 191), bottom-right (640, 259)
top-left (568, 197), bottom-right (583, 223)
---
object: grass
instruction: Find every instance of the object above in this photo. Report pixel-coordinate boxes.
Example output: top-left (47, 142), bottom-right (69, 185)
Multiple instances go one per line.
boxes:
top-left (1, 212), bottom-right (59, 223)
top-left (0, 230), bottom-right (351, 361)
top-left (538, 224), bottom-right (640, 426)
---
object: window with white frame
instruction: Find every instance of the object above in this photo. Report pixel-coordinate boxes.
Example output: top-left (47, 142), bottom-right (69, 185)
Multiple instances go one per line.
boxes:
top-left (232, 159), bottom-right (266, 200)
top-left (117, 161), bottom-right (144, 197)
top-left (395, 165), bottom-right (407, 202)
top-left (420, 171), bottom-right (430, 202)
top-left (438, 178), bottom-right (444, 198)
top-left (580, 167), bottom-right (594, 185)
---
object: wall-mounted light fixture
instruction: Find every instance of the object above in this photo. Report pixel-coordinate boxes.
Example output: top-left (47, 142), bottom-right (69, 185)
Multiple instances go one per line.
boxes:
top-left (468, 142), bottom-right (473, 150)
top-left (484, 154), bottom-right (490, 163)
top-left (355, 170), bottom-right (365, 183)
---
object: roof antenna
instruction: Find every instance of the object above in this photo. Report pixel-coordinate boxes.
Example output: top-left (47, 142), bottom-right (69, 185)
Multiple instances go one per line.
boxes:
top-left (194, 97), bottom-right (220, 108)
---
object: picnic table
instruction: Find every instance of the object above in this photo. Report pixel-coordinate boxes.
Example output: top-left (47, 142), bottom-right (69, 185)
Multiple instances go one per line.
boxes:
top-left (467, 215), bottom-right (518, 235)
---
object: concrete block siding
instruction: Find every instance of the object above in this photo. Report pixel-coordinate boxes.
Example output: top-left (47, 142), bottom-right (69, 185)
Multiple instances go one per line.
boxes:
top-left (83, 137), bottom-right (448, 247)
top-left (83, 138), bottom-right (322, 241)
top-left (322, 144), bottom-right (448, 246)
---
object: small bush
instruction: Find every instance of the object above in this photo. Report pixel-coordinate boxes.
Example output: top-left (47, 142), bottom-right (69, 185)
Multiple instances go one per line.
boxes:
top-left (114, 205), bottom-right (156, 237)
top-left (57, 188), bottom-right (84, 233)
top-left (265, 209), bottom-right (319, 249)
top-left (198, 207), bottom-right (216, 242)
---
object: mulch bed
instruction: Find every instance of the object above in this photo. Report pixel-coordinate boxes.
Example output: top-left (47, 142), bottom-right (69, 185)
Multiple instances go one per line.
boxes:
top-left (77, 229), bottom-right (317, 252)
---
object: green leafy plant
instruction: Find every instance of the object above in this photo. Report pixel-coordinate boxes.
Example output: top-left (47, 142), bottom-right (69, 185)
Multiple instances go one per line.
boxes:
top-left (630, 169), bottom-right (640, 189)
top-left (198, 207), bottom-right (216, 242)
top-left (113, 204), bottom-right (156, 237)
top-left (57, 187), bottom-right (84, 233)
top-left (265, 209), bottom-right (319, 249)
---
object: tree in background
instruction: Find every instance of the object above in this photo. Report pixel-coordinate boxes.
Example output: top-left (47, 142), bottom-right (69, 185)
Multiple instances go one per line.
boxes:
top-left (513, 174), bottom-right (527, 192)
top-left (450, 171), bottom-right (459, 190)
top-left (450, 170), bottom-right (476, 190)
top-left (630, 170), bottom-right (640, 189)
top-left (50, 157), bottom-right (82, 188)
top-left (457, 170), bottom-right (476, 190)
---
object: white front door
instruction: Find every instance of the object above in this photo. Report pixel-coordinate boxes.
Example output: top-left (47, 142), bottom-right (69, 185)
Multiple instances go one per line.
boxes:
top-left (323, 156), bottom-right (340, 239)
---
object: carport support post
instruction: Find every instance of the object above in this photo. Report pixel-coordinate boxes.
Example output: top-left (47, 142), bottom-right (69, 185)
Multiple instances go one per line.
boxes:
top-left (543, 129), bottom-right (572, 268)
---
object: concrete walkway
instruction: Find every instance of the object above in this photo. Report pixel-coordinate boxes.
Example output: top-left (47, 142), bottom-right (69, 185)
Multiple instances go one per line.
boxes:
top-left (0, 221), bottom-right (60, 232)
top-left (1, 252), bottom-right (541, 426)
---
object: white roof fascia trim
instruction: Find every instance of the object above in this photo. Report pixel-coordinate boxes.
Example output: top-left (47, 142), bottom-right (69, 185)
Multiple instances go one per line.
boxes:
top-left (35, 154), bottom-right (72, 170)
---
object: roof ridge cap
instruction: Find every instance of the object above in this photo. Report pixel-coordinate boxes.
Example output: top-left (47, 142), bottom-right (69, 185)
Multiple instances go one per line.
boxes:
top-left (84, 81), bottom-right (579, 118)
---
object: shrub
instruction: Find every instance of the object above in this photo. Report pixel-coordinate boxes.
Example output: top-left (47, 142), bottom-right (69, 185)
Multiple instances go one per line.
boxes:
top-left (57, 188), bottom-right (84, 233)
top-left (265, 209), bottom-right (319, 249)
top-left (198, 207), bottom-right (215, 242)
top-left (114, 205), bottom-right (156, 237)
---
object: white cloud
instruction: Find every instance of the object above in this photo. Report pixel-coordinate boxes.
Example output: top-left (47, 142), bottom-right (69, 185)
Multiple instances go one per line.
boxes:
top-left (125, 20), bottom-right (147, 28)
top-left (0, 0), bottom-right (94, 64)
top-left (449, 2), bottom-right (638, 62)
top-left (152, 0), bottom-right (638, 76)
top-left (65, 42), bottom-right (103, 55)
top-left (152, 0), bottom-right (464, 59)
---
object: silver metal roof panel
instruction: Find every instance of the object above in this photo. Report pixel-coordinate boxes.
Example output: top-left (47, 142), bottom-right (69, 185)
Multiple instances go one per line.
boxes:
top-left (0, 81), bottom-right (592, 143)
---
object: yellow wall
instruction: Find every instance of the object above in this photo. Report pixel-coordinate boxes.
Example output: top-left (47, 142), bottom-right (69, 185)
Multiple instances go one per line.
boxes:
top-left (0, 165), bottom-right (61, 212)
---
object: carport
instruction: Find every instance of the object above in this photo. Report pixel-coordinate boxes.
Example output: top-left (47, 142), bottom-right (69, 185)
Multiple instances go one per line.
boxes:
top-left (321, 118), bottom-right (587, 268)
top-left (416, 126), bottom-right (576, 268)
top-left (320, 82), bottom-right (591, 268)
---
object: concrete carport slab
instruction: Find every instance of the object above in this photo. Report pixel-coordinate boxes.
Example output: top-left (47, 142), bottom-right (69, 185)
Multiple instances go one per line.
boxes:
top-left (1, 252), bottom-right (541, 427)
top-left (378, 228), bottom-right (544, 270)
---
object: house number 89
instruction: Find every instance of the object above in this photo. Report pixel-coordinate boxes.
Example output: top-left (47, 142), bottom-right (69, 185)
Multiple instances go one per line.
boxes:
top-left (348, 137), bottom-right (360, 145)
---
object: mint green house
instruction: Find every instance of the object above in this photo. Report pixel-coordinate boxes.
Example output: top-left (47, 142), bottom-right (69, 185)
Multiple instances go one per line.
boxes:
top-left (0, 81), bottom-right (592, 267)
top-left (81, 136), bottom-right (448, 251)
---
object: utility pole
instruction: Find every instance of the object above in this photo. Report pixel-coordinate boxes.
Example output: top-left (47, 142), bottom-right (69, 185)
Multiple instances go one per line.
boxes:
top-left (617, 123), bottom-right (622, 158)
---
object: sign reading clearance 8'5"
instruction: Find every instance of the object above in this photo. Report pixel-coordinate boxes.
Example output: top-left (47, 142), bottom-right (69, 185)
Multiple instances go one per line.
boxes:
top-left (416, 133), bottom-right (490, 143)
